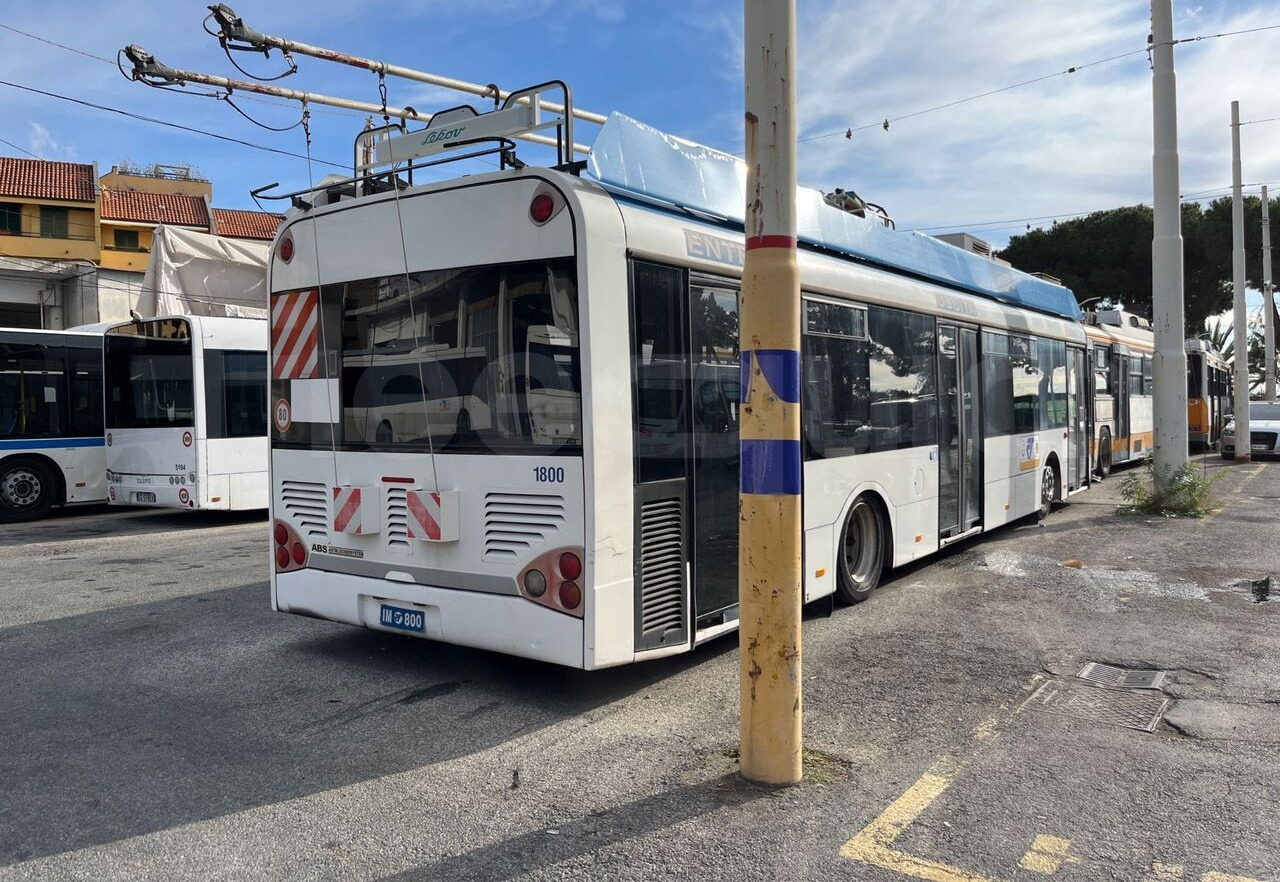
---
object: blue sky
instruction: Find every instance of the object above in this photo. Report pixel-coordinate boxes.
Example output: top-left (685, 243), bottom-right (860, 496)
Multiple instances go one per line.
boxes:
top-left (3, 0), bottom-right (1280, 283)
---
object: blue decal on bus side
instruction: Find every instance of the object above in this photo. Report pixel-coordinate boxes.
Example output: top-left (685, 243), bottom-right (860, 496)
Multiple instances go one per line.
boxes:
top-left (740, 439), bottom-right (802, 495)
top-left (0, 437), bottom-right (105, 451)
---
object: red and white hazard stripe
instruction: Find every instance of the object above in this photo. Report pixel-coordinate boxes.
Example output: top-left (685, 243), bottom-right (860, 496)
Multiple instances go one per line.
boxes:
top-left (407, 490), bottom-right (443, 541)
top-left (272, 290), bottom-right (320, 380)
top-left (332, 486), bottom-right (364, 534)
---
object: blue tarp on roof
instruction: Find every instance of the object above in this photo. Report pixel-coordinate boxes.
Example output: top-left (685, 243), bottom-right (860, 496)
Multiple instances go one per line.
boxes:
top-left (587, 112), bottom-right (1082, 321)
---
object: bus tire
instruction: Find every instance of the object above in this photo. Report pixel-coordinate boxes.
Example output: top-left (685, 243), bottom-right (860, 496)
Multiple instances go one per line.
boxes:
top-left (1097, 430), bottom-right (1112, 479)
top-left (456, 409), bottom-right (472, 436)
top-left (0, 456), bottom-right (57, 523)
top-left (1035, 460), bottom-right (1058, 522)
top-left (835, 495), bottom-right (886, 605)
top-left (375, 421), bottom-right (393, 444)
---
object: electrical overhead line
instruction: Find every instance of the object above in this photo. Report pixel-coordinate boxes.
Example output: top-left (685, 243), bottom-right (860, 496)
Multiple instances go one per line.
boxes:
top-left (802, 23), bottom-right (1280, 145)
top-left (0, 136), bottom-right (42, 159)
top-left (0, 78), bottom-right (348, 170)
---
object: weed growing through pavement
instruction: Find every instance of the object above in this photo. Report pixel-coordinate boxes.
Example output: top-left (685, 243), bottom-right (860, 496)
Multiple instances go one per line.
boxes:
top-left (1118, 459), bottom-right (1222, 517)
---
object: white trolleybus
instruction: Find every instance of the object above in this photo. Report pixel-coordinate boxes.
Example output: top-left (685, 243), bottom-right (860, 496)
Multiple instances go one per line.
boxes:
top-left (104, 314), bottom-right (269, 510)
top-left (1084, 309), bottom-right (1154, 478)
top-left (0, 325), bottom-right (108, 522)
top-left (266, 87), bottom-right (1091, 669)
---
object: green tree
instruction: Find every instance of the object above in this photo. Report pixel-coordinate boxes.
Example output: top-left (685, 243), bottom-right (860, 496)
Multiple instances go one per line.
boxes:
top-left (999, 196), bottom-right (1278, 335)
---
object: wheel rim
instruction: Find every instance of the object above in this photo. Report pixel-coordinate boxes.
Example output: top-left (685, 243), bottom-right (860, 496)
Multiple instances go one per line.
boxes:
top-left (842, 501), bottom-right (881, 589)
top-left (1041, 467), bottom-right (1055, 512)
top-left (2, 468), bottom-right (42, 509)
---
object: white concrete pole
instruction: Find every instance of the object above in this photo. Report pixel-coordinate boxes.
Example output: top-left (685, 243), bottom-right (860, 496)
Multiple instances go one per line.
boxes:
top-left (1263, 185), bottom-right (1276, 400)
top-left (1151, 0), bottom-right (1189, 487)
top-left (1231, 100), bottom-right (1252, 459)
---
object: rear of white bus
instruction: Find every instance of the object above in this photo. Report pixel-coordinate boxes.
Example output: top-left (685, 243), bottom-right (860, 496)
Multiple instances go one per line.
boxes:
top-left (268, 172), bottom-right (612, 669)
top-left (103, 317), bottom-right (201, 509)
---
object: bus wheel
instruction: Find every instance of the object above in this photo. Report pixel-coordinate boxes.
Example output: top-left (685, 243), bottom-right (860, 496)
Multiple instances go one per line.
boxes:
top-left (1097, 430), bottom-right (1112, 479)
top-left (456, 409), bottom-right (472, 436)
top-left (836, 495), bottom-right (885, 604)
top-left (375, 421), bottom-right (393, 444)
top-left (1036, 461), bottom-right (1058, 521)
top-left (0, 457), bottom-right (56, 523)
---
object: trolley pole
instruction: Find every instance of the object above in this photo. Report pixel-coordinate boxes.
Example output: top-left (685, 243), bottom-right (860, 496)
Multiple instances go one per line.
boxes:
top-left (1262, 185), bottom-right (1275, 400)
top-left (1150, 0), bottom-right (1189, 489)
top-left (739, 0), bottom-right (803, 786)
top-left (1231, 100), bottom-right (1252, 458)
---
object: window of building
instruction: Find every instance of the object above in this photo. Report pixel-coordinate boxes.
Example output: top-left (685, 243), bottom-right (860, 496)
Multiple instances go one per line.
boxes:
top-left (39, 207), bottom-right (69, 238)
top-left (0, 203), bottom-right (20, 236)
top-left (113, 229), bottom-right (140, 251)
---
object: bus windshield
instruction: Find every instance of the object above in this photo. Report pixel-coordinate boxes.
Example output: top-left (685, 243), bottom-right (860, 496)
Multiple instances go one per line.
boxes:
top-left (105, 321), bottom-right (196, 429)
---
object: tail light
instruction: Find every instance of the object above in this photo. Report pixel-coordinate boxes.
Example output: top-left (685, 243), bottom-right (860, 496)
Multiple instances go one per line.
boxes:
top-left (516, 546), bottom-right (586, 617)
top-left (273, 519), bottom-right (307, 572)
top-left (558, 581), bottom-right (581, 611)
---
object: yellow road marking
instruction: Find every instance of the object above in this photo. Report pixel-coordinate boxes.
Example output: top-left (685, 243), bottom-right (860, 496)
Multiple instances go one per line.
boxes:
top-left (1201, 873), bottom-right (1267, 882)
top-left (1202, 463), bottom-right (1266, 524)
top-left (840, 677), bottom-right (1041, 882)
top-left (1142, 863), bottom-right (1185, 880)
top-left (1018, 835), bottom-right (1080, 875)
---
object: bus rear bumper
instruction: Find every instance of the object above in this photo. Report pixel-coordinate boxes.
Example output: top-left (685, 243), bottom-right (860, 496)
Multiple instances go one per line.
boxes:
top-left (274, 569), bottom-right (586, 669)
top-left (108, 481), bottom-right (195, 509)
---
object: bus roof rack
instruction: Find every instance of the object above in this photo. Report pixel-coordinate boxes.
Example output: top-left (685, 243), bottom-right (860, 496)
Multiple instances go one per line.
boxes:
top-left (586, 113), bottom-right (1083, 321)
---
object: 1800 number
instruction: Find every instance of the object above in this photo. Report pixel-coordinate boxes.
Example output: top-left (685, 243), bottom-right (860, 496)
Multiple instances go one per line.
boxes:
top-left (533, 466), bottom-right (565, 483)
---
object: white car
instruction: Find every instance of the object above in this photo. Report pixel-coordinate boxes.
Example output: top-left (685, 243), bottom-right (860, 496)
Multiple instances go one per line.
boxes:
top-left (1221, 401), bottom-right (1280, 459)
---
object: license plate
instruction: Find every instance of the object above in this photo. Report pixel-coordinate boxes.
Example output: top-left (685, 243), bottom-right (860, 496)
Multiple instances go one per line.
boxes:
top-left (1252, 444), bottom-right (1269, 452)
top-left (135, 491), bottom-right (156, 503)
top-left (379, 603), bottom-right (425, 634)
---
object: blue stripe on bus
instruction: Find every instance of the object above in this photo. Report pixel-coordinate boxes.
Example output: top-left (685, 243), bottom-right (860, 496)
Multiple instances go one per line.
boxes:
top-left (0, 437), bottom-right (105, 451)
top-left (740, 439), bottom-right (802, 495)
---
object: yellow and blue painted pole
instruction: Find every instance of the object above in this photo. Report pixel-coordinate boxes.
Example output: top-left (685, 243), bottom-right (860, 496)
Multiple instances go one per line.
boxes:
top-left (740, 0), bottom-right (802, 786)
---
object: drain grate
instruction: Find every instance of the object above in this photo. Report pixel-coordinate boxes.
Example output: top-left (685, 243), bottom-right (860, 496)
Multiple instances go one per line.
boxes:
top-left (1076, 662), bottom-right (1166, 690)
top-left (1023, 681), bottom-right (1169, 732)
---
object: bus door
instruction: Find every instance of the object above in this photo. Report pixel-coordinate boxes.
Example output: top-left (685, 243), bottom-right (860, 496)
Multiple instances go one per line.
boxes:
top-left (938, 324), bottom-right (981, 539)
top-left (1067, 345), bottom-right (1089, 489)
top-left (1113, 348), bottom-right (1130, 462)
top-left (630, 264), bottom-right (740, 652)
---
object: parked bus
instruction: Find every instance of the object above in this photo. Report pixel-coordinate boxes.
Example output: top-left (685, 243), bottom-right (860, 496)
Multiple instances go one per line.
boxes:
top-left (0, 326), bottom-right (107, 522)
top-left (266, 93), bottom-right (1091, 669)
top-left (103, 314), bottom-right (268, 510)
top-left (1185, 338), bottom-right (1232, 451)
top-left (1085, 309), bottom-right (1155, 478)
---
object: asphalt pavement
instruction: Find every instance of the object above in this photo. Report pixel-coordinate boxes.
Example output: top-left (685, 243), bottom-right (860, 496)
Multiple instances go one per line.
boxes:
top-left (0, 454), bottom-right (1276, 881)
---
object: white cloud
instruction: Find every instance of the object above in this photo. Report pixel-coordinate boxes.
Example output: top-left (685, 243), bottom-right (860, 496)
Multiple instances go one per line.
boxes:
top-left (782, 1), bottom-right (1280, 248)
top-left (26, 122), bottom-right (75, 161)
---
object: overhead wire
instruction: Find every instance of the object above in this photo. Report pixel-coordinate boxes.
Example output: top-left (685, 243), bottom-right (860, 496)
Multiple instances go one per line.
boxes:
top-left (799, 22), bottom-right (1280, 145)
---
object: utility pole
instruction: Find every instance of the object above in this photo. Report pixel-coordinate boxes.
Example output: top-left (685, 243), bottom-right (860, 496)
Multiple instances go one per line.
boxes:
top-left (1150, 0), bottom-right (1189, 488)
top-left (739, 0), bottom-right (802, 787)
top-left (1263, 185), bottom-right (1276, 400)
top-left (1231, 100), bottom-right (1252, 458)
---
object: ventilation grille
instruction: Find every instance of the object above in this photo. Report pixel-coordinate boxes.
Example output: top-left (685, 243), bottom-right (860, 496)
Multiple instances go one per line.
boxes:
top-left (483, 492), bottom-right (566, 559)
top-left (386, 487), bottom-right (410, 550)
top-left (637, 497), bottom-right (685, 640)
top-left (280, 480), bottom-right (328, 539)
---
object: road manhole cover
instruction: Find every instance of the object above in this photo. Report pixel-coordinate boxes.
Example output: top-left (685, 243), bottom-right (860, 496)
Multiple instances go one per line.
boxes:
top-left (1023, 680), bottom-right (1169, 732)
top-left (1076, 662), bottom-right (1166, 690)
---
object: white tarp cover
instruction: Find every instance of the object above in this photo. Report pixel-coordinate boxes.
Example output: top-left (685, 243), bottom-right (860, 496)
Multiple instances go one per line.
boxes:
top-left (137, 225), bottom-right (269, 319)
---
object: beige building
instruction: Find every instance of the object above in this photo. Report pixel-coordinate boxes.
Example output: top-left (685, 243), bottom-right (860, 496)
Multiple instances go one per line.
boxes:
top-left (0, 157), bottom-right (281, 329)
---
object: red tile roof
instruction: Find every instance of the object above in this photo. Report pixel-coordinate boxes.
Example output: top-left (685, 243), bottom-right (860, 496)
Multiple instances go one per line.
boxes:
top-left (212, 208), bottom-right (282, 240)
top-left (100, 190), bottom-right (209, 227)
top-left (0, 157), bottom-right (96, 202)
